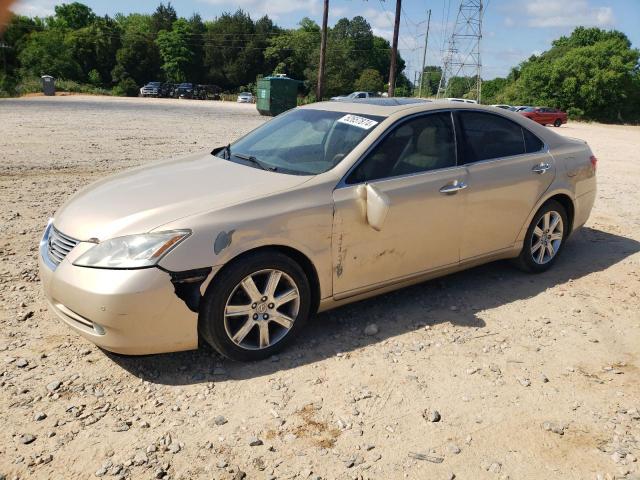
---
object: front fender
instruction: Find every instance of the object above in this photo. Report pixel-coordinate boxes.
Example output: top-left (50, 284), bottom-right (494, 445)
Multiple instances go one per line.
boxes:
top-left (156, 186), bottom-right (335, 300)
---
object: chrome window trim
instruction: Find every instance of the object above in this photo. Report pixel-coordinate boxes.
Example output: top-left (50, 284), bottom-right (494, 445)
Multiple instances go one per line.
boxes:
top-left (460, 145), bottom-right (551, 169)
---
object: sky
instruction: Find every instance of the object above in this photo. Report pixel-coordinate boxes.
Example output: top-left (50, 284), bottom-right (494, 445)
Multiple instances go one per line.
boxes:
top-left (12, 0), bottom-right (640, 81)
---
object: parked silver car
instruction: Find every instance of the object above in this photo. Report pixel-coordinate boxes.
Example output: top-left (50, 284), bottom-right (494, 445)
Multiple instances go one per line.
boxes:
top-left (40, 99), bottom-right (597, 360)
top-left (237, 92), bottom-right (254, 103)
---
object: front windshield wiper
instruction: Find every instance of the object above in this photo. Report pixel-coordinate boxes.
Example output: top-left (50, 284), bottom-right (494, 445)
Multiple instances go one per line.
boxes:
top-left (232, 152), bottom-right (277, 172)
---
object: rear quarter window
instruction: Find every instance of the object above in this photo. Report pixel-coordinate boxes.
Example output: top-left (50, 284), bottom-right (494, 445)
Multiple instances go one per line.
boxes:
top-left (523, 128), bottom-right (544, 153)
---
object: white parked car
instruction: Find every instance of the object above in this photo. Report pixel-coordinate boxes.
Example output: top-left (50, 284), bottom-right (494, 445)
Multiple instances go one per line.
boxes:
top-left (491, 104), bottom-right (512, 110)
top-left (237, 92), bottom-right (254, 103)
top-left (331, 91), bottom-right (381, 101)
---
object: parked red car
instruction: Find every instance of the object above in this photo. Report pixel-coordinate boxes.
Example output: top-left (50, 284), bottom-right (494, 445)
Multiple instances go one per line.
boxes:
top-left (519, 107), bottom-right (567, 127)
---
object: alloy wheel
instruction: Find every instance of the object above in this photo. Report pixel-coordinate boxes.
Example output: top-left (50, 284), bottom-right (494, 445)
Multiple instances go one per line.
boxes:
top-left (531, 211), bottom-right (564, 265)
top-left (223, 269), bottom-right (300, 350)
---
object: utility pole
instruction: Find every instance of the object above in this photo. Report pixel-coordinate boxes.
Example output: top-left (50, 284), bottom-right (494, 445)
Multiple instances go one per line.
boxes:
top-left (418, 9), bottom-right (432, 98)
top-left (316, 0), bottom-right (329, 101)
top-left (387, 0), bottom-right (401, 97)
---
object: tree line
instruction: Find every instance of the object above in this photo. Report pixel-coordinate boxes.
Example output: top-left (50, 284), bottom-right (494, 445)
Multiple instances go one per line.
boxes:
top-left (2, 4), bottom-right (638, 123)
top-left (0, 1), bottom-right (411, 98)
top-left (418, 27), bottom-right (640, 123)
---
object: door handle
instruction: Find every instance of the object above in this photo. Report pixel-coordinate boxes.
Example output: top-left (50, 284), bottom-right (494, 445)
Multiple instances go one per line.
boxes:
top-left (532, 162), bottom-right (551, 174)
top-left (439, 180), bottom-right (467, 194)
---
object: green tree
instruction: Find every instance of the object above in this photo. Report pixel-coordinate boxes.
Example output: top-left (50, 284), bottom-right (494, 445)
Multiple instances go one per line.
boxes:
top-left (204, 9), bottom-right (275, 90)
top-left (19, 29), bottom-right (82, 79)
top-left (446, 76), bottom-right (473, 98)
top-left (0, 14), bottom-right (37, 87)
top-left (65, 16), bottom-right (121, 84)
top-left (418, 65), bottom-right (442, 97)
top-left (151, 2), bottom-right (177, 34)
top-left (51, 2), bottom-right (96, 30)
top-left (112, 13), bottom-right (161, 86)
top-left (355, 68), bottom-right (383, 91)
top-left (156, 18), bottom-right (193, 82)
top-left (186, 13), bottom-right (206, 82)
top-left (493, 27), bottom-right (640, 122)
top-left (480, 77), bottom-right (508, 104)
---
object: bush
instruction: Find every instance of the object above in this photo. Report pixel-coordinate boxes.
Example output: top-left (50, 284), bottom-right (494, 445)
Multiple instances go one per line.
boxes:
top-left (88, 69), bottom-right (102, 86)
top-left (0, 73), bottom-right (18, 97)
top-left (113, 78), bottom-right (139, 97)
top-left (355, 69), bottom-right (384, 92)
top-left (297, 93), bottom-right (316, 106)
top-left (13, 77), bottom-right (112, 96)
top-left (394, 85), bottom-right (411, 97)
top-left (567, 107), bottom-right (586, 120)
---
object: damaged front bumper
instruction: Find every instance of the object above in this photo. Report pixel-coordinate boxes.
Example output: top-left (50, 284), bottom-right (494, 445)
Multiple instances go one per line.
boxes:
top-left (38, 247), bottom-right (211, 355)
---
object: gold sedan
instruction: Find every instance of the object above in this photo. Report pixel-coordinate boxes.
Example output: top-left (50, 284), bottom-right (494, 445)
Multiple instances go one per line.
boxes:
top-left (39, 99), bottom-right (597, 360)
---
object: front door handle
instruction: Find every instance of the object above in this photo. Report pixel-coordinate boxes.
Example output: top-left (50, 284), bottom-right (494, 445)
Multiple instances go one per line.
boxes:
top-left (532, 162), bottom-right (551, 174)
top-left (439, 180), bottom-right (467, 194)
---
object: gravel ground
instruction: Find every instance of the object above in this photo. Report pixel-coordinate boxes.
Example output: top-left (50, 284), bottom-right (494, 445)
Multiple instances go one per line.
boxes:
top-left (1, 95), bottom-right (639, 480)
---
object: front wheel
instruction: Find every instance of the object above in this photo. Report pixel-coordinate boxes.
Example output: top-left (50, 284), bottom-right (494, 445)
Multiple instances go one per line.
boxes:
top-left (514, 200), bottom-right (568, 273)
top-left (554, 119), bottom-right (562, 127)
top-left (199, 251), bottom-right (311, 361)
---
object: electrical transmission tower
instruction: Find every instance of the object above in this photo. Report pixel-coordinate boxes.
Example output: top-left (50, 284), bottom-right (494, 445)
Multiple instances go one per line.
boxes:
top-left (437, 0), bottom-right (483, 102)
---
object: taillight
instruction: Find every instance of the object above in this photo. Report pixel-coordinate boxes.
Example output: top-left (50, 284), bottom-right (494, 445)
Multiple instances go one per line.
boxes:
top-left (590, 155), bottom-right (597, 171)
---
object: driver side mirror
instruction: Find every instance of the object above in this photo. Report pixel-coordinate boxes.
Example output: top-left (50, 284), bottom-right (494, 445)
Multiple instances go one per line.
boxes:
top-left (357, 183), bottom-right (390, 231)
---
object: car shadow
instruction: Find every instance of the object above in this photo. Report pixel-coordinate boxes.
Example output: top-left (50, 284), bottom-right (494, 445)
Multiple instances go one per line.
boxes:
top-left (107, 227), bottom-right (640, 385)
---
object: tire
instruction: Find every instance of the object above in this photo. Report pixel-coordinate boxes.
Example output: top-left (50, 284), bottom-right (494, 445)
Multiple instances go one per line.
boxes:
top-left (554, 119), bottom-right (562, 127)
top-left (199, 251), bottom-right (311, 361)
top-left (514, 200), bottom-right (568, 273)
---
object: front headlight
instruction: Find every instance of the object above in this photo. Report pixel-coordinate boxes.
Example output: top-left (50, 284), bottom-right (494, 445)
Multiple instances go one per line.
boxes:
top-left (73, 230), bottom-right (190, 269)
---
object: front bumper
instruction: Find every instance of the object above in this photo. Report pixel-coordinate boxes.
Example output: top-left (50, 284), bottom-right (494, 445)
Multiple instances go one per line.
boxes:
top-left (39, 242), bottom-right (199, 355)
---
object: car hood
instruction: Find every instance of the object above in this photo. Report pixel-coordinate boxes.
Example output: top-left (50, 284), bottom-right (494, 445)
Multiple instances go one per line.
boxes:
top-left (54, 150), bottom-right (312, 241)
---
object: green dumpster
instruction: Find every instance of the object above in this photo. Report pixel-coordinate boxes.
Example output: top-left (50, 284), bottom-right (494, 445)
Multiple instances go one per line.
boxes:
top-left (256, 75), bottom-right (300, 116)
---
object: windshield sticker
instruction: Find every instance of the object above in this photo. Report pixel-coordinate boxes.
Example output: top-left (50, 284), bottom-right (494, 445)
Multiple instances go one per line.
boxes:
top-left (337, 114), bottom-right (379, 130)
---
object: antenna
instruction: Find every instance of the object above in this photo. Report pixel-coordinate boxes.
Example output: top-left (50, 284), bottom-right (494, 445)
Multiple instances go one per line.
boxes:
top-left (437, 0), bottom-right (483, 102)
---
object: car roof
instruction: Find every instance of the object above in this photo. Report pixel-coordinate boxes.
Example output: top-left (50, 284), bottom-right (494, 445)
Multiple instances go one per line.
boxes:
top-left (300, 100), bottom-right (568, 148)
top-left (302, 98), bottom-right (431, 116)
top-left (302, 99), bottom-right (522, 117)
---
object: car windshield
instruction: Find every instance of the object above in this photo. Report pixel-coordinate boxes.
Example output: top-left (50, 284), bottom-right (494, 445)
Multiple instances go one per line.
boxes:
top-left (239, 92), bottom-right (251, 96)
top-left (216, 109), bottom-right (384, 175)
top-left (147, 82), bottom-right (161, 86)
top-left (522, 107), bottom-right (536, 112)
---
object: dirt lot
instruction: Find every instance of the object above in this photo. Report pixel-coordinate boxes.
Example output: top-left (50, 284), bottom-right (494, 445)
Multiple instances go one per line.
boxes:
top-left (1, 95), bottom-right (639, 480)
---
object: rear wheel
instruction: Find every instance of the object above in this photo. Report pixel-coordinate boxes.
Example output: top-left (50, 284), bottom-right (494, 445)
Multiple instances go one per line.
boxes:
top-left (514, 200), bottom-right (568, 273)
top-left (554, 119), bottom-right (562, 127)
top-left (199, 251), bottom-right (311, 361)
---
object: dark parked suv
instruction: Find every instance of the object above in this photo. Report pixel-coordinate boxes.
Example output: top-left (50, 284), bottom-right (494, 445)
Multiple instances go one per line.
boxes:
top-left (174, 83), bottom-right (197, 99)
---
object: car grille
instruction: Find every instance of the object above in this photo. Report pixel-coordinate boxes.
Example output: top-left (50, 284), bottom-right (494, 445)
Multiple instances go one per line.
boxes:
top-left (47, 226), bottom-right (79, 266)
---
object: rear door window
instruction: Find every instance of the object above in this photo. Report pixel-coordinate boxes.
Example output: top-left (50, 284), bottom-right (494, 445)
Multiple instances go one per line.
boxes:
top-left (458, 111), bottom-right (527, 163)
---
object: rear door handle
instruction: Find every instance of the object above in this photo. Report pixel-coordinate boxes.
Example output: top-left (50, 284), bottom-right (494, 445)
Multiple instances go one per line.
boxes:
top-left (532, 162), bottom-right (551, 174)
top-left (439, 180), bottom-right (467, 194)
